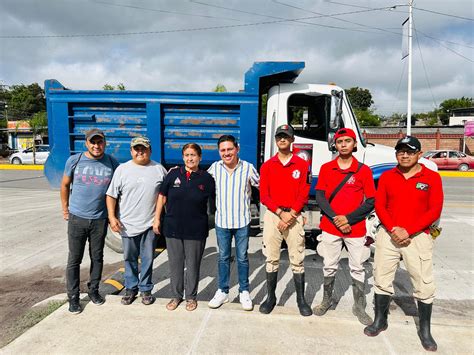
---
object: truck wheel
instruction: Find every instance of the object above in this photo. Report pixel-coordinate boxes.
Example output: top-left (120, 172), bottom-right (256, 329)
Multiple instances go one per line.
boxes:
top-left (458, 164), bottom-right (469, 172)
top-left (11, 157), bottom-right (21, 165)
top-left (105, 227), bottom-right (123, 254)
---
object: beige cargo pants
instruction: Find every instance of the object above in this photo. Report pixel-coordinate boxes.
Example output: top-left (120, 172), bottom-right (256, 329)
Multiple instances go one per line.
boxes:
top-left (316, 231), bottom-right (370, 283)
top-left (262, 210), bottom-right (305, 274)
top-left (373, 227), bottom-right (435, 304)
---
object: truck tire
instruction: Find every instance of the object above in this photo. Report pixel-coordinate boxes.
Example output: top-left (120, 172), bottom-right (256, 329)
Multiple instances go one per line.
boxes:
top-left (458, 163), bottom-right (469, 172)
top-left (105, 227), bottom-right (123, 254)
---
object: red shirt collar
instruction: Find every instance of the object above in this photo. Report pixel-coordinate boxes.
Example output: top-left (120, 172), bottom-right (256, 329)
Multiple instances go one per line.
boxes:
top-left (394, 163), bottom-right (426, 178)
top-left (269, 153), bottom-right (297, 166)
top-left (328, 156), bottom-right (360, 172)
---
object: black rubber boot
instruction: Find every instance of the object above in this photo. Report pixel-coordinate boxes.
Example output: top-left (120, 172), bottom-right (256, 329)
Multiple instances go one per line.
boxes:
top-left (364, 294), bottom-right (390, 336)
top-left (293, 273), bottom-right (312, 317)
top-left (418, 301), bottom-right (437, 352)
top-left (313, 276), bottom-right (335, 316)
top-left (259, 271), bottom-right (278, 314)
top-left (351, 278), bottom-right (373, 325)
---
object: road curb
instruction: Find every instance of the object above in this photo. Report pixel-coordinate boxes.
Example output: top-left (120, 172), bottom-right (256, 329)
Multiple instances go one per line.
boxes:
top-left (438, 171), bottom-right (474, 178)
top-left (0, 164), bottom-right (44, 170)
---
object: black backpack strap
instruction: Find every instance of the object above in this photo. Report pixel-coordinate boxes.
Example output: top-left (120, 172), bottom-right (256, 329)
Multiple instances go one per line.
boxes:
top-left (328, 162), bottom-right (363, 204)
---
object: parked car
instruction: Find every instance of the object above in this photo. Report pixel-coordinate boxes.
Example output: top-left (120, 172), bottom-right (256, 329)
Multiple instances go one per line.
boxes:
top-left (423, 150), bottom-right (474, 171)
top-left (0, 143), bottom-right (15, 158)
top-left (9, 145), bottom-right (50, 165)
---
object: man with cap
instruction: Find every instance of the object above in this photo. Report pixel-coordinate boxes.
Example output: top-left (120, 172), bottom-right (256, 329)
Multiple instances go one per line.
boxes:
top-left (313, 127), bottom-right (375, 325)
top-left (106, 136), bottom-right (167, 306)
top-left (364, 136), bottom-right (443, 352)
top-left (259, 124), bottom-right (312, 316)
top-left (60, 128), bottom-right (120, 314)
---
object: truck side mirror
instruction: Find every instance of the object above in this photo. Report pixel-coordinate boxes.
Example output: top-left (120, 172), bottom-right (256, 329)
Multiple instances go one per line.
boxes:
top-left (329, 90), bottom-right (343, 130)
top-left (327, 132), bottom-right (336, 152)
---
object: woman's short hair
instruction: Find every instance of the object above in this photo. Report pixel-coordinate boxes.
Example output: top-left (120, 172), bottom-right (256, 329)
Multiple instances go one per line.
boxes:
top-left (182, 143), bottom-right (202, 157)
top-left (217, 134), bottom-right (238, 148)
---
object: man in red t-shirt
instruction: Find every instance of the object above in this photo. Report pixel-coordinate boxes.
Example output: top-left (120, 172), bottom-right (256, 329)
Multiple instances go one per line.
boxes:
top-left (259, 124), bottom-right (312, 316)
top-left (314, 128), bottom-right (375, 325)
top-left (364, 136), bottom-right (443, 352)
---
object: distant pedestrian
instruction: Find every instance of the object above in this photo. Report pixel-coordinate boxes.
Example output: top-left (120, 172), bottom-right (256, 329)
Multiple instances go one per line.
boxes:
top-left (314, 128), bottom-right (375, 325)
top-left (106, 136), bottom-right (167, 306)
top-left (154, 143), bottom-right (215, 312)
top-left (259, 124), bottom-right (312, 316)
top-left (207, 135), bottom-right (259, 311)
top-left (60, 129), bottom-right (119, 314)
top-left (364, 136), bottom-right (443, 352)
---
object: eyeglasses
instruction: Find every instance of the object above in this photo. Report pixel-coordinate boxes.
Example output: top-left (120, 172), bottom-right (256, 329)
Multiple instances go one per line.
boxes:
top-left (396, 150), bottom-right (419, 156)
top-left (275, 135), bottom-right (290, 141)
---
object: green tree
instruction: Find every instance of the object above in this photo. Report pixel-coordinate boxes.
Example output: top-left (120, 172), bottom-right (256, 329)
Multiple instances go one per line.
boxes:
top-left (103, 83), bottom-right (126, 91)
top-left (438, 97), bottom-right (473, 125)
top-left (213, 84), bottom-right (227, 93)
top-left (346, 87), bottom-right (374, 110)
top-left (354, 108), bottom-right (381, 127)
top-left (7, 83), bottom-right (45, 120)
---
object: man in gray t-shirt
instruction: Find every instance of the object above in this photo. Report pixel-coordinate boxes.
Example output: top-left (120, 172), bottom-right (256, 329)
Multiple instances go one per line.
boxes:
top-left (106, 136), bottom-right (167, 306)
top-left (60, 129), bottom-right (119, 314)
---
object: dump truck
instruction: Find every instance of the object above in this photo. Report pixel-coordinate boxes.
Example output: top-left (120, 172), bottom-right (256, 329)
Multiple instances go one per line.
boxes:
top-left (44, 61), bottom-right (436, 252)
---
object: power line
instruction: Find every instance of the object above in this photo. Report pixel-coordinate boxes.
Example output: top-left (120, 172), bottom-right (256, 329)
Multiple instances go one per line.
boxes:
top-left (324, 1), bottom-right (408, 14)
top-left (190, 0), bottom-right (381, 32)
top-left (271, 0), bottom-right (401, 36)
top-left (0, 6), bottom-right (402, 39)
top-left (413, 19), bottom-right (438, 110)
top-left (92, 0), bottom-right (242, 22)
top-left (416, 29), bottom-right (474, 63)
top-left (416, 31), bottom-right (474, 49)
top-left (413, 6), bottom-right (474, 21)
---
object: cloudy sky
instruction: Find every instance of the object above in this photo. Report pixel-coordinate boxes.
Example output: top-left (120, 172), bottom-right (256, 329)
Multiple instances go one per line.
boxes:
top-left (1, 0), bottom-right (473, 116)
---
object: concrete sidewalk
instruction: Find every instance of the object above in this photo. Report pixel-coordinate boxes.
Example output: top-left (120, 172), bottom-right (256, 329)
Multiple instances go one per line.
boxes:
top-left (2, 225), bottom-right (474, 355)
top-left (1, 295), bottom-right (472, 355)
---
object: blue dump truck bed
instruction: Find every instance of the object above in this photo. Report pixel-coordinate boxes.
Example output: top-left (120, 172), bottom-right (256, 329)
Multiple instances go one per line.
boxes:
top-left (44, 62), bottom-right (305, 188)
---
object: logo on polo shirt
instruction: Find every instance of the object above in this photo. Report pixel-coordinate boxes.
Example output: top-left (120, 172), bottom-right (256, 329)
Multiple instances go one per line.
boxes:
top-left (347, 176), bottom-right (356, 185)
top-left (173, 177), bottom-right (181, 187)
top-left (416, 182), bottom-right (429, 191)
top-left (292, 169), bottom-right (301, 179)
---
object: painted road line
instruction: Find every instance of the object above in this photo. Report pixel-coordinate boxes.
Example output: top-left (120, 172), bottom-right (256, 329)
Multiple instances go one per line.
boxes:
top-left (104, 279), bottom-right (124, 291)
top-left (439, 171), bottom-right (474, 178)
top-left (0, 164), bottom-right (44, 170)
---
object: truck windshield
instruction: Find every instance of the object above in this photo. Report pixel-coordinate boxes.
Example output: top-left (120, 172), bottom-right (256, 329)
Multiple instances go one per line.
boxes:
top-left (287, 93), bottom-right (331, 141)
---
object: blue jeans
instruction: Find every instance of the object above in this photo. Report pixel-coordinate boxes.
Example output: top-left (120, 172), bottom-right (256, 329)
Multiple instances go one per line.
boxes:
top-left (122, 228), bottom-right (156, 292)
top-left (215, 225), bottom-right (250, 293)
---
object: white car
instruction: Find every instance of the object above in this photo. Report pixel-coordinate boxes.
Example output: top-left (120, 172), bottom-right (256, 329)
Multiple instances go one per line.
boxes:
top-left (9, 145), bottom-right (50, 165)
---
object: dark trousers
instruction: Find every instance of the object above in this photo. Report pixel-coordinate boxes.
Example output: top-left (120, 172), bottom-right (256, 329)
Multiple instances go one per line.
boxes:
top-left (66, 214), bottom-right (108, 298)
top-left (166, 237), bottom-right (206, 300)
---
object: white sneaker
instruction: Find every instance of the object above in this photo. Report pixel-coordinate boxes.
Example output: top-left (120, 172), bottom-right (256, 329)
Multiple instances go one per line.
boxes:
top-left (208, 289), bottom-right (229, 309)
top-left (239, 290), bottom-right (253, 311)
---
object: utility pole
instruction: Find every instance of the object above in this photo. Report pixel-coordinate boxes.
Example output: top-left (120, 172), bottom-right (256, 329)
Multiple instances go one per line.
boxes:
top-left (407, 0), bottom-right (413, 135)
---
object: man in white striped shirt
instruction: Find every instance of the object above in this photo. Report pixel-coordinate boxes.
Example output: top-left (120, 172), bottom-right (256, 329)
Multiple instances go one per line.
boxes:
top-left (207, 135), bottom-right (260, 311)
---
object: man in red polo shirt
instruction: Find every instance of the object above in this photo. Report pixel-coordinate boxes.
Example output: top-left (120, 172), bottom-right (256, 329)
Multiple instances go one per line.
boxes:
top-left (313, 127), bottom-right (375, 325)
top-left (364, 136), bottom-right (443, 352)
top-left (259, 124), bottom-right (312, 316)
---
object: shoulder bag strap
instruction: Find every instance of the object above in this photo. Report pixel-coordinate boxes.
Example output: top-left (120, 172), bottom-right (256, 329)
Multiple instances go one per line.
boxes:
top-left (328, 162), bottom-right (363, 203)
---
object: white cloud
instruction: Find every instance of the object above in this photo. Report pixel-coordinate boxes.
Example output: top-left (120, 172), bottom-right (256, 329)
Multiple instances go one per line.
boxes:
top-left (0, 0), bottom-right (472, 115)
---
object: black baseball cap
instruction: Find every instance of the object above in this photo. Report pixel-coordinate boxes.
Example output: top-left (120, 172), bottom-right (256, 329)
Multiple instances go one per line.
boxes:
top-left (275, 124), bottom-right (294, 138)
top-left (395, 136), bottom-right (421, 151)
